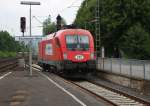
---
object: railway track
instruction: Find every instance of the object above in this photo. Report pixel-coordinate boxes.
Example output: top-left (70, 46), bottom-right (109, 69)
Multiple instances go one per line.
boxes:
top-left (32, 64), bottom-right (149, 106)
top-left (0, 58), bottom-right (18, 72)
top-left (73, 81), bottom-right (149, 106)
top-left (87, 78), bottom-right (150, 105)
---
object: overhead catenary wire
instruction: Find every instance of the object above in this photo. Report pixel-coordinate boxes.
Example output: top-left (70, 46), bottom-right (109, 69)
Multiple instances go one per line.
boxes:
top-left (28, 0), bottom-right (83, 31)
top-left (53, 0), bottom-right (83, 16)
top-left (31, 0), bottom-right (83, 25)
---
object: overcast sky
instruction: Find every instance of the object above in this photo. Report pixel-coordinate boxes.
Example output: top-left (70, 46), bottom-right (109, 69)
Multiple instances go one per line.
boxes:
top-left (0, 0), bottom-right (83, 36)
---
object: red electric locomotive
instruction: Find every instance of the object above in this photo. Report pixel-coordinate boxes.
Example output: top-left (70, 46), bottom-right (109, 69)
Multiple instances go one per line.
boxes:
top-left (38, 28), bottom-right (96, 76)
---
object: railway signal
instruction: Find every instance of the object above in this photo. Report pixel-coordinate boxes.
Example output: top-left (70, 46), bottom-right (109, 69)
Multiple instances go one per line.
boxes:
top-left (56, 14), bottom-right (62, 31)
top-left (20, 17), bottom-right (26, 35)
top-left (20, 1), bottom-right (41, 76)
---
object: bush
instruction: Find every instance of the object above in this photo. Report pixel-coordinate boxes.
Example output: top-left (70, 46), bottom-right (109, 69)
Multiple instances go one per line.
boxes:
top-left (0, 51), bottom-right (17, 58)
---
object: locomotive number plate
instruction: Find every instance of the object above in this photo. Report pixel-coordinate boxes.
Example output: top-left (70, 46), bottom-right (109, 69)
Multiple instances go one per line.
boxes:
top-left (75, 55), bottom-right (84, 60)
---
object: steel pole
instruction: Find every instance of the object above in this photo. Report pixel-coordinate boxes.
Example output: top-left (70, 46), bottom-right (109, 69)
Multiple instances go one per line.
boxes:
top-left (29, 5), bottom-right (32, 76)
top-left (20, 1), bottom-right (40, 76)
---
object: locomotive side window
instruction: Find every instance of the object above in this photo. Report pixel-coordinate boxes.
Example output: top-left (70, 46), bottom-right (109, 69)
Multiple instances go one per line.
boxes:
top-left (66, 35), bottom-right (89, 51)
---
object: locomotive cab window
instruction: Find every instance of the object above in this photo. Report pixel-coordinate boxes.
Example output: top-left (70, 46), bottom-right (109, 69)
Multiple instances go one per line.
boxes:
top-left (66, 35), bottom-right (89, 51)
top-left (78, 36), bottom-right (89, 50)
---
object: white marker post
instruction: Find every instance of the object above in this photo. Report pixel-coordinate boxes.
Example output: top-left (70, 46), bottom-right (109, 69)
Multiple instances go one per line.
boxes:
top-left (101, 46), bottom-right (105, 70)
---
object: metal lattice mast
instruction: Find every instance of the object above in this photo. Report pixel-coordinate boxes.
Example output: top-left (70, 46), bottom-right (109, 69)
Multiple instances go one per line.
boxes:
top-left (95, 0), bottom-right (100, 57)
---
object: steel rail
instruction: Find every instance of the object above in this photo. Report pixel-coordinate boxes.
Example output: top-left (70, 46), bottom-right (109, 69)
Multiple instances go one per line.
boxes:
top-left (32, 65), bottom-right (149, 106)
top-left (32, 65), bottom-right (115, 105)
top-left (0, 58), bottom-right (18, 72)
top-left (87, 79), bottom-right (150, 106)
top-left (74, 81), bottom-right (145, 106)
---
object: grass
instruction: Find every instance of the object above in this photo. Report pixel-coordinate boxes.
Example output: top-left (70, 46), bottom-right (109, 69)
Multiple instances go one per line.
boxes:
top-left (0, 51), bottom-right (17, 58)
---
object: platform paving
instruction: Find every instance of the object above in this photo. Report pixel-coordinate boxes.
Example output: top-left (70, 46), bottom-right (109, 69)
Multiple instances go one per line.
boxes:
top-left (0, 67), bottom-right (110, 106)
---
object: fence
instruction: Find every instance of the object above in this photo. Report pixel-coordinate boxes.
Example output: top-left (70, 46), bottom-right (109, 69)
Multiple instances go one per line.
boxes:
top-left (97, 58), bottom-right (150, 80)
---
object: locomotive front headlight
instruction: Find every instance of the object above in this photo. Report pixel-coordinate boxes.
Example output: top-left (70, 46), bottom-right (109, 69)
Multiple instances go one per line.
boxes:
top-left (63, 52), bottom-right (67, 60)
top-left (90, 53), bottom-right (94, 60)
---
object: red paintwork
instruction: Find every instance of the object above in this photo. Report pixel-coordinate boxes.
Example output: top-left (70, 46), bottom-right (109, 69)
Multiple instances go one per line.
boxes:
top-left (38, 29), bottom-right (95, 63)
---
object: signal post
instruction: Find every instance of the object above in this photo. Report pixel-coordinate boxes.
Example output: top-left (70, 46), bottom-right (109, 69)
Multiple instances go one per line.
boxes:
top-left (20, 1), bottom-right (41, 76)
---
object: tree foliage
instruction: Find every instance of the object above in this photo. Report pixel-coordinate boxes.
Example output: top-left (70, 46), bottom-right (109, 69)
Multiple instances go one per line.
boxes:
top-left (0, 31), bottom-right (23, 58)
top-left (43, 17), bottom-right (56, 36)
top-left (74, 0), bottom-right (150, 59)
top-left (120, 23), bottom-right (150, 59)
top-left (0, 31), bottom-right (22, 52)
top-left (42, 16), bottom-right (66, 36)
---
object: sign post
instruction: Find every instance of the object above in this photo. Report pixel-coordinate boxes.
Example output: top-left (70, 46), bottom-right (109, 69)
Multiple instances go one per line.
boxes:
top-left (20, 1), bottom-right (41, 76)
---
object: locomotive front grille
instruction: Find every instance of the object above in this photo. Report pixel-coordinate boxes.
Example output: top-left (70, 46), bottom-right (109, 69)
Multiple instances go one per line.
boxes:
top-left (62, 60), bottom-right (96, 70)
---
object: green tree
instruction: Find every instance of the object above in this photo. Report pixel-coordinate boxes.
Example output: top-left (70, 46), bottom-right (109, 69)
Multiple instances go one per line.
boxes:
top-left (0, 31), bottom-right (19, 51)
top-left (42, 16), bottom-right (56, 36)
top-left (75, 0), bottom-right (96, 34)
top-left (120, 23), bottom-right (150, 59)
top-left (74, 0), bottom-right (150, 59)
top-left (0, 31), bottom-right (24, 58)
top-left (42, 16), bottom-right (67, 36)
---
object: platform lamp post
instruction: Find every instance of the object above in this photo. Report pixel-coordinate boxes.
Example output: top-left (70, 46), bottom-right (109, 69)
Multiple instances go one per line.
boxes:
top-left (20, 1), bottom-right (41, 76)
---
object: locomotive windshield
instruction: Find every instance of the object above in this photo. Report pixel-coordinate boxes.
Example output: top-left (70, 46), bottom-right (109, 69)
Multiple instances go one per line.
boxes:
top-left (66, 35), bottom-right (89, 51)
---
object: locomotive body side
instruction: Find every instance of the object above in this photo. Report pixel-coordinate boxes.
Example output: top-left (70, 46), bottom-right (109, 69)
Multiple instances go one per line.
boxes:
top-left (38, 33), bottom-right (63, 71)
top-left (38, 29), bottom-right (96, 75)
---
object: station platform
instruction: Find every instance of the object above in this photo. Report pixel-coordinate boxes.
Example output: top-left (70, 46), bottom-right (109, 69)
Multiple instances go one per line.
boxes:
top-left (0, 67), bottom-right (110, 106)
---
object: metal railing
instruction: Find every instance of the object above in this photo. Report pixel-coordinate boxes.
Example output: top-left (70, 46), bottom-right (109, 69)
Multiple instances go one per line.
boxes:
top-left (97, 58), bottom-right (150, 80)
